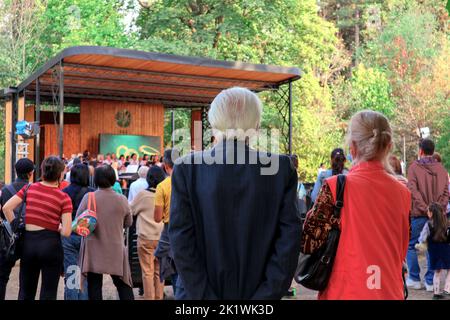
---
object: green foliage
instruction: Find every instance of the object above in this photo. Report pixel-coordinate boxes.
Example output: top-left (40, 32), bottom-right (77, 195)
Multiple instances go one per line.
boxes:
top-left (37, 0), bottom-right (132, 58)
top-left (136, 0), bottom-right (345, 180)
top-left (358, 2), bottom-right (449, 165)
top-left (347, 64), bottom-right (395, 118)
top-left (293, 73), bottom-right (344, 182)
top-left (436, 116), bottom-right (450, 172)
top-left (163, 109), bottom-right (191, 151)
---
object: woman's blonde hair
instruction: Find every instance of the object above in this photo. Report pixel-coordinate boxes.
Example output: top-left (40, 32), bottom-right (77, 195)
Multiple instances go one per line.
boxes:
top-left (346, 110), bottom-right (393, 170)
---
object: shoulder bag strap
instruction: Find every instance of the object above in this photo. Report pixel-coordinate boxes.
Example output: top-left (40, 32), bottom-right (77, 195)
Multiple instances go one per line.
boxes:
top-left (333, 174), bottom-right (346, 219)
top-left (19, 183), bottom-right (32, 223)
top-left (88, 192), bottom-right (96, 212)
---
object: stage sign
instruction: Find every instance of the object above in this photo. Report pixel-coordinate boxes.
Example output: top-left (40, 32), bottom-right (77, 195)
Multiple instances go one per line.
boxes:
top-left (99, 134), bottom-right (161, 157)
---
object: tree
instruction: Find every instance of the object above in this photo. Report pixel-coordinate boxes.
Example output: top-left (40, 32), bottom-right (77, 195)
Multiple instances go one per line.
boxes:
top-left (318, 0), bottom-right (383, 61)
top-left (135, 0), bottom-right (346, 180)
top-left (359, 2), bottom-right (449, 166)
top-left (37, 0), bottom-right (132, 59)
top-left (0, 0), bottom-right (48, 88)
top-left (436, 117), bottom-right (450, 171)
top-left (333, 64), bottom-right (395, 120)
top-left (0, 0), bottom-right (48, 180)
top-left (0, 0), bottom-right (133, 180)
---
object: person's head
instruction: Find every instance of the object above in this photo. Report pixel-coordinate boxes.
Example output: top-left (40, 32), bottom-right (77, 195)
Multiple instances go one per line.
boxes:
top-left (15, 158), bottom-right (35, 180)
top-left (289, 154), bottom-right (299, 170)
top-left (106, 153), bottom-right (111, 160)
top-left (346, 110), bottom-right (393, 170)
top-left (138, 165), bottom-right (149, 179)
top-left (131, 153), bottom-right (137, 161)
top-left (126, 155), bottom-right (130, 161)
top-left (73, 157), bottom-right (82, 166)
top-left (119, 154), bottom-right (125, 161)
top-left (143, 154), bottom-right (149, 161)
top-left (208, 87), bottom-right (262, 141)
top-left (427, 202), bottom-right (448, 242)
top-left (146, 166), bottom-right (166, 189)
top-left (97, 154), bottom-right (104, 162)
top-left (83, 150), bottom-right (90, 158)
top-left (94, 164), bottom-right (116, 188)
top-left (330, 148), bottom-right (346, 175)
top-left (432, 152), bottom-right (441, 163)
top-left (388, 155), bottom-right (403, 176)
top-left (154, 155), bottom-right (160, 162)
top-left (419, 138), bottom-right (435, 157)
top-left (163, 149), bottom-right (176, 175)
top-left (70, 163), bottom-right (90, 187)
top-left (41, 156), bottom-right (65, 183)
top-left (111, 153), bottom-right (117, 160)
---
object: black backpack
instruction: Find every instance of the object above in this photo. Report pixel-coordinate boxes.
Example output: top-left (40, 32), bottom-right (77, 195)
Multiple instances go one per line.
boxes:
top-left (0, 184), bottom-right (30, 261)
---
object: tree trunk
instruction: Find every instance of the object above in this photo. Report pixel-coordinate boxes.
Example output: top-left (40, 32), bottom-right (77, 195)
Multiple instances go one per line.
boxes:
top-left (354, 8), bottom-right (360, 64)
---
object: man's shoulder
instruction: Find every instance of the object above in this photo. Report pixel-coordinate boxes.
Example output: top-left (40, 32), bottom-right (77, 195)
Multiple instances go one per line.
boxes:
top-left (434, 162), bottom-right (449, 176)
top-left (156, 177), bottom-right (171, 191)
top-left (161, 176), bottom-right (171, 187)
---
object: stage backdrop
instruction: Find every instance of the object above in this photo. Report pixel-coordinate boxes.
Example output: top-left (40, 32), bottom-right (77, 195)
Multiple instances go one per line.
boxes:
top-left (80, 99), bottom-right (164, 155)
top-left (99, 134), bottom-right (161, 158)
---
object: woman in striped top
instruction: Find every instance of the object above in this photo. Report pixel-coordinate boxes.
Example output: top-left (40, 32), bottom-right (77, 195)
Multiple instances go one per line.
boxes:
top-left (3, 156), bottom-right (73, 300)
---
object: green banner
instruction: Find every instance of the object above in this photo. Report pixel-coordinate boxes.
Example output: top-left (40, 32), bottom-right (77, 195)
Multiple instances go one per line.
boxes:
top-left (99, 134), bottom-right (161, 158)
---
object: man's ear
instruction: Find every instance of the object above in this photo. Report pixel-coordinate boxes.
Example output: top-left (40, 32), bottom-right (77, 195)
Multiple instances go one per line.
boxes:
top-left (418, 148), bottom-right (424, 157)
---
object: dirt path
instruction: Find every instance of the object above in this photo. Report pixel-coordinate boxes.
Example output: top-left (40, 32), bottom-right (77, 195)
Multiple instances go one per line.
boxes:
top-left (4, 255), bottom-right (436, 300)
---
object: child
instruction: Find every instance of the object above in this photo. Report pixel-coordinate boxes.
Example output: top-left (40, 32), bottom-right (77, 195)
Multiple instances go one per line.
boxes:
top-left (415, 202), bottom-right (450, 299)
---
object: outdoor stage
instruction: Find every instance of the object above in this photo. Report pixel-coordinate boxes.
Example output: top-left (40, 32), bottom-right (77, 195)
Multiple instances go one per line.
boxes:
top-left (1, 46), bottom-right (301, 183)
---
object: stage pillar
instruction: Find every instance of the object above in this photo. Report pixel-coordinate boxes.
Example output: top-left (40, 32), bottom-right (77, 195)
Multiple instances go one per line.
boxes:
top-left (191, 109), bottom-right (202, 151)
top-left (4, 100), bottom-right (12, 184)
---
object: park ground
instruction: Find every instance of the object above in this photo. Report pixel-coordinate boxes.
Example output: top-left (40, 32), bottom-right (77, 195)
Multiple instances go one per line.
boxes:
top-left (4, 254), bottom-right (437, 300)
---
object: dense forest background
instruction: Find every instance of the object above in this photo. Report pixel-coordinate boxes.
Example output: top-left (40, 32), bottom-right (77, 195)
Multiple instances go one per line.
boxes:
top-left (0, 0), bottom-right (448, 181)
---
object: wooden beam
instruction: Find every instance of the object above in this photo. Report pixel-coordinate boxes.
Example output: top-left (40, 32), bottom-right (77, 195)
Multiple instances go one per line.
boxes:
top-left (4, 100), bottom-right (12, 184)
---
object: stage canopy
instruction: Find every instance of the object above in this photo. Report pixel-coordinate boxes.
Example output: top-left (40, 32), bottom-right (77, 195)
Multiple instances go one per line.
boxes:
top-left (12, 46), bottom-right (301, 107)
top-left (1, 46), bottom-right (301, 183)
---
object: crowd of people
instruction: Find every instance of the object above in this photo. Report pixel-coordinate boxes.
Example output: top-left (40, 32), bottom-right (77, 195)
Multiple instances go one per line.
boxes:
top-left (0, 147), bottom-right (173, 300)
top-left (0, 86), bottom-right (449, 301)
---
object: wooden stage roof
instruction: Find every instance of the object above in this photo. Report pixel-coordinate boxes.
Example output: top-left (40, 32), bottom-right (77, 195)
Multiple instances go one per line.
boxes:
top-left (13, 46), bottom-right (302, 108)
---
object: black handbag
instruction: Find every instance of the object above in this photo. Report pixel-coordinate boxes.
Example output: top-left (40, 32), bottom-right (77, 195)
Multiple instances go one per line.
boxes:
top-left (0, 183), bottom-right (30, 262)
top-left (294, 174), bottom-right (346, 291)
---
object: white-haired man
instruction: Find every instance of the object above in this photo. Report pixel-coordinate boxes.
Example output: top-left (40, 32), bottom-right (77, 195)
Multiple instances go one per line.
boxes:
top-left (169, 87), bottom-right (300, 300)
top-left (127, 166), bottom-right (149, 203)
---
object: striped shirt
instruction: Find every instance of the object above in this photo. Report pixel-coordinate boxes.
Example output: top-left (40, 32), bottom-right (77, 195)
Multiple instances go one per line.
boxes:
top-left (17, 182), bottom-right (73, 232)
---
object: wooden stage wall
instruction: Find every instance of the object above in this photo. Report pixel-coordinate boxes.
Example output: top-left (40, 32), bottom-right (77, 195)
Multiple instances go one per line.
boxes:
top-left (80, 99), bottom-right (165, 155)
top-left (43, 124), bottom-right (81, 157)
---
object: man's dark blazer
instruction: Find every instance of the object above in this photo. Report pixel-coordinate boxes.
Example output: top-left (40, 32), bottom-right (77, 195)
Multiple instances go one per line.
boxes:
top-left (169, 139), bottom-right (301, 300)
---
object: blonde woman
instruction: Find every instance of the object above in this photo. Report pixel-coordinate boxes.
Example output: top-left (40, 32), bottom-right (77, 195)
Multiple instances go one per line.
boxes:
top-left (301, 110), bottom-right (411, 300)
